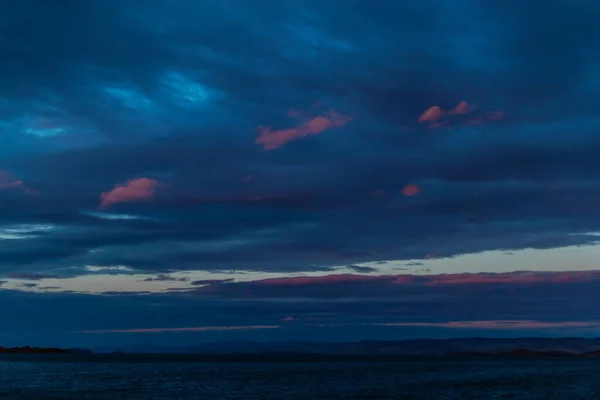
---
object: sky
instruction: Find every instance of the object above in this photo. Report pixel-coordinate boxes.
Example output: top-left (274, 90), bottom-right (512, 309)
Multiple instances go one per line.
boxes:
top-left (1, 0), bottom-right (600, 348)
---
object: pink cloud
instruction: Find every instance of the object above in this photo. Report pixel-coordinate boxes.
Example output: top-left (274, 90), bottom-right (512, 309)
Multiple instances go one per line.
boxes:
top-left (375, 320), bottom-right (600, 329)
top-left (418, 106), bottom-right (444, 123)
top-left (100, 178), bottom-right (164, 209)
top-left (550, 271), bottom-right (596, 283)
top-left (281, 316), bottom-right (298, 322)
top-left (448, 101), bottom-right (470, 115)
top-left (0, 171), bottom-right (23, 189)
top-left (426, 273), bottom-right (546, 286)
top-left (310, 320), bottom-right (600, 330)
top-left (418, 101), bottom-right (472, 124)
top-left (80, 325), bottom-right (280, 333)
top-left (0, 171), bottom-right (37, 194)
top-left (193, 271), bottom-right (600, 302)
top-left (402, 184), bottom-right (421, 196)
top-left (424, 271), bottom-right (600, 286)
top-left (248, 270), bottom-right (600, 288)
top-left (417, 102), bottom-right (504, 129)
top-left (256, 110), bottom-right (353, 150)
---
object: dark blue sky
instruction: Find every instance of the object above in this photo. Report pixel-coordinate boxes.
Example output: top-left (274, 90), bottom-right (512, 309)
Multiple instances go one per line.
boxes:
top-left (1, 0), bottom-right (600, 347)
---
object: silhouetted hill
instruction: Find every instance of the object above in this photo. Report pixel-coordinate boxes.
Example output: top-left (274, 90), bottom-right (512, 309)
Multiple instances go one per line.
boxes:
top-left (94, 337), bottom-right (600, 355)
top-left (0, 346), bottom-right (91, 354)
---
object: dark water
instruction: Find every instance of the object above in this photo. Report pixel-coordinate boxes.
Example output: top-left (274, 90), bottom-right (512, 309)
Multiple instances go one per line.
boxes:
top-left (1, 358), bottom-right (600, 399)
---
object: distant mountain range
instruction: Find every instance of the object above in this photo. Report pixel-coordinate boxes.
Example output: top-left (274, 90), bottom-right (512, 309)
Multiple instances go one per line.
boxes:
top-left (93, 337), bottom-right (600, 356)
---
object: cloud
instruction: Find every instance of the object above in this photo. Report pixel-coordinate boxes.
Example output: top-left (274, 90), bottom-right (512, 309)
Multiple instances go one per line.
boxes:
top-left (402, 184), bottom-right (421, 196)
top-left (0, 171), bottom-right (24, 190)
top-left (8, 272), bottom-right (64, 281)
top-left (417, 101), bottom-right (504, 129)
top-left (348, 265), bottom-right (378, 273)
top-left (188, 271), bottom-right (600, 301)
top-left (468, 110), bottom-right (505, 125)
top-left (0, 171), bottom-right (36, 194)
top-left (418, 106), bottom-right (444, 123)
top-left (255, 274), bottom-right (391, 286)
top-left (425, 273), bottom-right (547, 285)
top-left (79, 325), bottom-right (280, 333)
top-left (99, 178), bottom-right (164, 209)
top-left (448, 101), bottom-right (470, 116)
top-left (256, 111), bottom-right (353, 150)
top-left (140, 274), bottom-right (189, 282)
top-left (418, 101), bottom-right (471, 123)
top-left (374, 320), bottom-right (600, 329)
top-left (191, 278), bottom-right (234, 286)
top-left (2, 268), bottom-right (600, 346)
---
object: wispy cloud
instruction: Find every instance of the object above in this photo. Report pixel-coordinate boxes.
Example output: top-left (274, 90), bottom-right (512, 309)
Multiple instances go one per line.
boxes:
top-left (0, 171), bottom-right (36, 194)
top-left (188, 271), bottom-right (600, 301)
top-left (257, 110), bottom-right (353, 150)
top-left (417, 101), bottom-right (504, 129)
top-left (309, 320), bottom-right (600, 329)
top-left (375, 320), bottom-right (600, 329)
top-left (0, 171), bottom-right (23, 189)
top-left (0, 224), bottom-right (54, 240)
top-left (85, 211), bottom-right (151, 220)
top-left (468, 110), bottom-right (505, 125)
top-left (79, 325), bottom-right (280, 333)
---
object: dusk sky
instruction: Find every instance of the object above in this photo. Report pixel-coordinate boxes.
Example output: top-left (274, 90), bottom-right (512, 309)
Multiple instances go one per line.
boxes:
top-left (2, 0), bottom-right (600, 348)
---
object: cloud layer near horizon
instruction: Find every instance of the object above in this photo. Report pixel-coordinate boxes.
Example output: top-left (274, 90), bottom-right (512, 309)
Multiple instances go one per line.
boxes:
top-left (1, 0), bottom-right (600, 345)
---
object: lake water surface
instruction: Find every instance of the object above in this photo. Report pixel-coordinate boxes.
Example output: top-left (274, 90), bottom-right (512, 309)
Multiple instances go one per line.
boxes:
top-left (1, 358), bottom-right (599, 399)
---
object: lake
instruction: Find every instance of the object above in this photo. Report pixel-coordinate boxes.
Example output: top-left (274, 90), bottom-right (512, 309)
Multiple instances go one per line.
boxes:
top-left (1, 358), bottom-right (599, 399)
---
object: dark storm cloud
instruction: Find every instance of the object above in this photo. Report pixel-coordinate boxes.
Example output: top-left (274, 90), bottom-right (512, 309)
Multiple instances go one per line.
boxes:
top-left (140, 274), bottom-right (189, 282)
top-left (347, 265), bottom-right (378, 273)
top-left (191, 278), bottom-right (234, 286)
top-left (0, 0), bottom-right (599, 283)
top-left (9, 273), bottom-right (67, 281)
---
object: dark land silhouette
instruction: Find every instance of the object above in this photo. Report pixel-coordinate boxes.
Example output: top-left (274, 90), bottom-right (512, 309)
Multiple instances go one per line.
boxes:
top-left (6, 338), bottom-right (600, 361)
top-left (93, 337), bottom-right (600, 356)
top-left (0, 346), bottom-right (91, 354)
